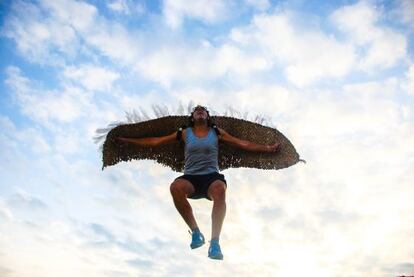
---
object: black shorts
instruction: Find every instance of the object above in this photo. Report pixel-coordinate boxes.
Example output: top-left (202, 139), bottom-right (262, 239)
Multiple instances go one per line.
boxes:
top-left (175, 172), bottom-right (227, 201)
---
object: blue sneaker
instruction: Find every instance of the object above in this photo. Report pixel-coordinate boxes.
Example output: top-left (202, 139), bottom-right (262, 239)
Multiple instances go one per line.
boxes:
top-left (190, 229), bottom-right (205, 249)
top-left (208, 239), bottom-right (223, 260)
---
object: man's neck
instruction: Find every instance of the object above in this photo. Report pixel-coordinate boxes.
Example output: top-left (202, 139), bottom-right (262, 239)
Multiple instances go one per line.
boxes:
top-left (193, 120), bottom-right (209, 131)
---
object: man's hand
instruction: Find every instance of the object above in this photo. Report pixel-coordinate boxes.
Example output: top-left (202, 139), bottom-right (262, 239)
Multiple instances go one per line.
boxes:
top-left (218, 127), bottom-right (282, 153)
top-left (266, 143), bottom-right (281, 153)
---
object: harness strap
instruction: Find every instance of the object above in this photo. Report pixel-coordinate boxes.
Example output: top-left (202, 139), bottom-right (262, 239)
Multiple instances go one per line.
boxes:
top-left (212, 124), bottom-right (221, 136)
top-left (176, 124), bottom-right (220, 142)
top-left (176, 126), bottom-right (187, 141)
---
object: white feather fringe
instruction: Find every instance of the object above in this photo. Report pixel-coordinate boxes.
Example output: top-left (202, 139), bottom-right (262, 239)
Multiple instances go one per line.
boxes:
top-left (93, 101), bottom-right (275, 150)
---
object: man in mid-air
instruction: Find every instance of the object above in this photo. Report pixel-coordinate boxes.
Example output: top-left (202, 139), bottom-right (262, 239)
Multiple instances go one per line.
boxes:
top-left (116, 105), bottom-right (279, 260)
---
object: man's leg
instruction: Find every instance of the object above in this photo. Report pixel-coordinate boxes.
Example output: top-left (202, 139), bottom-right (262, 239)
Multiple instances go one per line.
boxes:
top-left (207, 180), bottom-right (226, 260)
top-left (171, 179), bottom-right (205, 249)
top-left (170, 179), bottom-right (198, 231)
top-left (207, 180), bottom-right (227, 240)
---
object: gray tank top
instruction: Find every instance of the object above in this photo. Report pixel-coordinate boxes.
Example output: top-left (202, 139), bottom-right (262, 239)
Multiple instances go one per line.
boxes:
top-left (184, 127), bottom-right (219, 175)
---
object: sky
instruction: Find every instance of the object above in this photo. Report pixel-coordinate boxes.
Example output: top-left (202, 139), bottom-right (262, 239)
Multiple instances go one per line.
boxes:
top-left (0, 0), bottom-right (414, 276)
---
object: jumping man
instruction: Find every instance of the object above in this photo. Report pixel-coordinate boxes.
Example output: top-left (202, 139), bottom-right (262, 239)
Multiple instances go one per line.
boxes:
top-left (116, 105), bottom-right (279, 260)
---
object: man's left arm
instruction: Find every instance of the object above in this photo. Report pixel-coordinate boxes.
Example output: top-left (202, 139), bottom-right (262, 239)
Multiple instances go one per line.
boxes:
top-left (218, 128), bottom-right (280, 153)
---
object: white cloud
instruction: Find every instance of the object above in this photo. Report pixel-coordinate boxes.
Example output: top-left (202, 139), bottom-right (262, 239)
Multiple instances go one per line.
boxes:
top-left (63, 64), bottom-right (120, 92)
top-left (3, 76), bottom-right (414, 276)
top-left (215, 44), bottom-right (269, 75)
top-left (230, 12), bottom-right (356, 87)
top-left (163, 0), bottom-right (231, 28)
top-left (0, 116), bottom-right (30, 174)
top-left (0, 219), bottom-right (136, 277)
top-left (1, 0), bottom-right (263, 87)
top-left (44, 0), bottom-right (142, 65)
top-left (1, 0), bottom-right (94, 64)
top-left (0, 115), bottom-right (66, 187)
top-left (331, 1), bottom-right (407, 71)
top-left (245, 0), bottom-right (270, 11)
top-left (137, 42), bottom-right (269, 87)
top-left (286, 80), bottom-right (409, 174)
top-left (400, 0), bottom-right (414, 27)
top-left (86, 23), bottom-right (142, 65)
top-left (0, 199), bottom-right (14, 221)
top-left (40, 0), bottom-right (98, 33)
top-left (402, 64), bottom-right (414, 96)
top-left (1, 1), bottom-right (414, 276)
top-left (107, 0), bottom-right (130, 14)
top-left (8, 188), bottom-right (48, 210)
top-left (107, 0), bottom-right (145, 15)
top-left (5, 66), bottom-right (89, 124)
top-left (331, 1), bottom-right (379, 44)
top-left (2, 0), bottom-right (140, 66)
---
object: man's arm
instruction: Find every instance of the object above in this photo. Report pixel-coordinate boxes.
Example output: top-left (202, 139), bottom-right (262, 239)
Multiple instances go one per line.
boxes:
top-left (218, 128), bottom-right (280, 153)
top-left (115, 132), bottom-right (178, 147)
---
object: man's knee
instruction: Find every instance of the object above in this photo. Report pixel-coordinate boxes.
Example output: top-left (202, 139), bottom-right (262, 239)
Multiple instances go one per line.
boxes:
top-left (208, 182), bottom-right (226, 201)
top-left (170, 180), bottom-right (193, 197)
top-left (170, 181), bottom-right (182, 196)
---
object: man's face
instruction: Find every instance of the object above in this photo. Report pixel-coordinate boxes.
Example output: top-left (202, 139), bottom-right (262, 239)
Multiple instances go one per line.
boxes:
top-left (192, 106), bottom-right (208, 121)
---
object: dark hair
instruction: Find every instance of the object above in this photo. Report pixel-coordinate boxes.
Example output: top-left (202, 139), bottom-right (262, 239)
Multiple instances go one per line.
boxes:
top-left (187, 106), bottom-right (214, 127)
top-left (176, 106), bottom-right (220, 143)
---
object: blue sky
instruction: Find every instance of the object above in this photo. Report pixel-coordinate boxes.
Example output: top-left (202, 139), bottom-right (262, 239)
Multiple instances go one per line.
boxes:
top-left (1, 0), bottom-right (414, 276)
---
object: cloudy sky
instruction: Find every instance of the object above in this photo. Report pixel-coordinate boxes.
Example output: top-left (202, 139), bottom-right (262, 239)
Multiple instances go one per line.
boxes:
top-left (1, 0), bottom-right (414, 276)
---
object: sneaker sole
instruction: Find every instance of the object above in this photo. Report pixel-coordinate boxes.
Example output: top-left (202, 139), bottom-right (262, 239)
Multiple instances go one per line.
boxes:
top-left (190, 241), bottom-right (205, 249)
top-left (208, 254), bottom-right (223, 260)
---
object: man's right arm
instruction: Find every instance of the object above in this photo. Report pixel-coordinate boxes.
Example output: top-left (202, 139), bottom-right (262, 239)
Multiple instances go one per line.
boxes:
top-left (115, 132), bottom-right (178, 147)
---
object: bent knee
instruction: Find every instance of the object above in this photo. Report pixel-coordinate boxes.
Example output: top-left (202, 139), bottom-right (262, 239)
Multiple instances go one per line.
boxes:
top-left (209, 182), bottom-right (226, 200)
top-left (169, 181), bottom-right (182, 196)
top-left (170, 180), bottom-right (194, 197)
